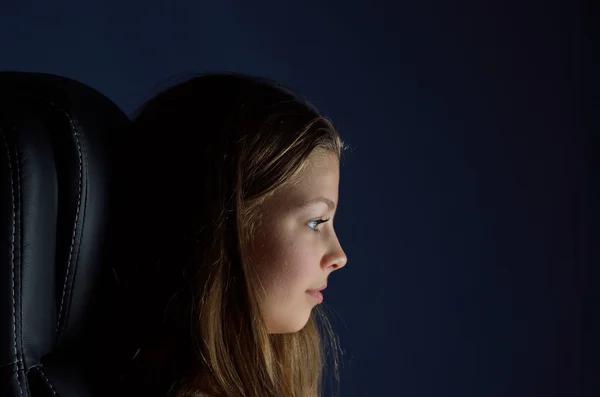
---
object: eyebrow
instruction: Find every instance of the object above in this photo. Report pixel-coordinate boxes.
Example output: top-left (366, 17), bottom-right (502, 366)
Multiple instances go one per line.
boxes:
top-left (296, 197), bottom-right (337, 212)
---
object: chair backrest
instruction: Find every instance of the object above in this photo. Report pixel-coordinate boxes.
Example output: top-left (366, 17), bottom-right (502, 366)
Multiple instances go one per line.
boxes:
top-left (0, 72), bottom-right (130, 396)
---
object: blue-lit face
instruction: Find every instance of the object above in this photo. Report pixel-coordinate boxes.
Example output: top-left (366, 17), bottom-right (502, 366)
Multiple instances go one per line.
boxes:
top-left (249, 149), bottom-right (348, 334)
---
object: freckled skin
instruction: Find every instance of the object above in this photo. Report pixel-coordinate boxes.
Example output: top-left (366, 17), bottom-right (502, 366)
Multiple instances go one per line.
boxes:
top-left (249, 150), bottom-right (348, 334)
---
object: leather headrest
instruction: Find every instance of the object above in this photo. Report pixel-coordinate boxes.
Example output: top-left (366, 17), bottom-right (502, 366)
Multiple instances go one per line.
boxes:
top-left (0, 72), bottom-right (130, 396)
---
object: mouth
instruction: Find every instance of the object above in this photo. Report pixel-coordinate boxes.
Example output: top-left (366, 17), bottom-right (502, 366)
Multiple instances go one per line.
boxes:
top-left (306, 290), bottom-right (324, 303)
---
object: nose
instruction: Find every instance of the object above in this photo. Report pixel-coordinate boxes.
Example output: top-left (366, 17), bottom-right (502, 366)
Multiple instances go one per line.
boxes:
top-left (330, 248), bottom-right (347, 271)
top-left (324, 234), bottom-right (347, 271)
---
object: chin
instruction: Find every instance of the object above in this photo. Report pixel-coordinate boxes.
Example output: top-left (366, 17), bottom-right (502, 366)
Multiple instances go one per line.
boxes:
top-left (267, 313), bottom-right (311, 334)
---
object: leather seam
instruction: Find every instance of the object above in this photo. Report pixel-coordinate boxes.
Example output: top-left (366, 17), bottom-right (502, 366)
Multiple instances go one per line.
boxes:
top-left (0, 359), bottom-right (21, 368)
top-left (37, 367), bottom-right (59, 397)
top-left (47, 99), bottom-right (84, 336)
top-left (15, 133), bottom-right (27, 392)
top-left (2, 131), bottom-right (24, 396)
top-left (72, 117), bottom-right (89, 333)
top-left (16, 94), bottom-right (88, 338)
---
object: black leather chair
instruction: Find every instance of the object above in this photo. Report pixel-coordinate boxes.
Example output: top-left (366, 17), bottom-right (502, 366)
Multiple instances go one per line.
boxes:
top-left (0, 72), bottom-right (130, 396)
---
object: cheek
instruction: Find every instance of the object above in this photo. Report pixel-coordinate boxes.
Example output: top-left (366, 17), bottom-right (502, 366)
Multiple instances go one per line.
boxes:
top-left (258, 233), bottom-right (318, 294)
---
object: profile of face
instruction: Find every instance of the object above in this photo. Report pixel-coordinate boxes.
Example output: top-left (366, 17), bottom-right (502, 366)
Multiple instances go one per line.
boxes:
top-left (249, 149), bottom-right (348, 334)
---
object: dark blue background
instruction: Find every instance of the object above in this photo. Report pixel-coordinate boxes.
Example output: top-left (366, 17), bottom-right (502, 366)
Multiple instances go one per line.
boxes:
top-left (1, 1), bottom-right (586, 396)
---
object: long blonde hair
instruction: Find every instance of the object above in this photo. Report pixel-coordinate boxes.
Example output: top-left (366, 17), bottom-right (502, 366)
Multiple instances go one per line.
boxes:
top-left (97, 73), bottom-right (347, 397)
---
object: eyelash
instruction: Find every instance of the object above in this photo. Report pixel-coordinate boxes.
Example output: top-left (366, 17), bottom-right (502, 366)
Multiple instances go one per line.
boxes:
top-left (308, 218), bottom-right (330, 233)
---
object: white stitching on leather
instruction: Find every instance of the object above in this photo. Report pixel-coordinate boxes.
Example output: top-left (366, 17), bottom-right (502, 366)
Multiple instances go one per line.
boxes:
top-left (54, 103), bottom-right (84, 334)
top-left (2, 132), bottom-right (24, 396)
top-left (0, 359), bottom-right (21, 369)
top-left (14, 138), bottom-right (27, 392)
top-left (37, 368), bottom-right (59, 397)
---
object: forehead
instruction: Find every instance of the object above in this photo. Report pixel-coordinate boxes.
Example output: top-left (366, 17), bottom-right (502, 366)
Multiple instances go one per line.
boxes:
top-left (269, 150), bottom-right (340, 210)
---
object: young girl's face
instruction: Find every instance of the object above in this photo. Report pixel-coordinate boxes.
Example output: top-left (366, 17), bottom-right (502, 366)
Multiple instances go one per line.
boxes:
top-left (249, 149), bottom-right (348, 334)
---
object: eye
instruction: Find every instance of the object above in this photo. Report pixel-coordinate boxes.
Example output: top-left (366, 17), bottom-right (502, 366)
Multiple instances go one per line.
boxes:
top-left (307, 218), bottom-right (330, 233)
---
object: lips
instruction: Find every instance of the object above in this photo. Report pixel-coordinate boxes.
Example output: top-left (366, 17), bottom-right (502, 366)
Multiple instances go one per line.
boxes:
top-left (306, 290), bottom-right (324, 303)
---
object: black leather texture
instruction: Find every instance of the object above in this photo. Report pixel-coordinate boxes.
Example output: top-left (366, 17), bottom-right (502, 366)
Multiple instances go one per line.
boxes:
top-left (0, 72), bottom-right (130, 397)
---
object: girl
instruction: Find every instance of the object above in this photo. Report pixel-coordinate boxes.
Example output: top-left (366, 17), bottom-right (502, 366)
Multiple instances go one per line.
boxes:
top-left (99, 72), bottom-right (348, 397)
